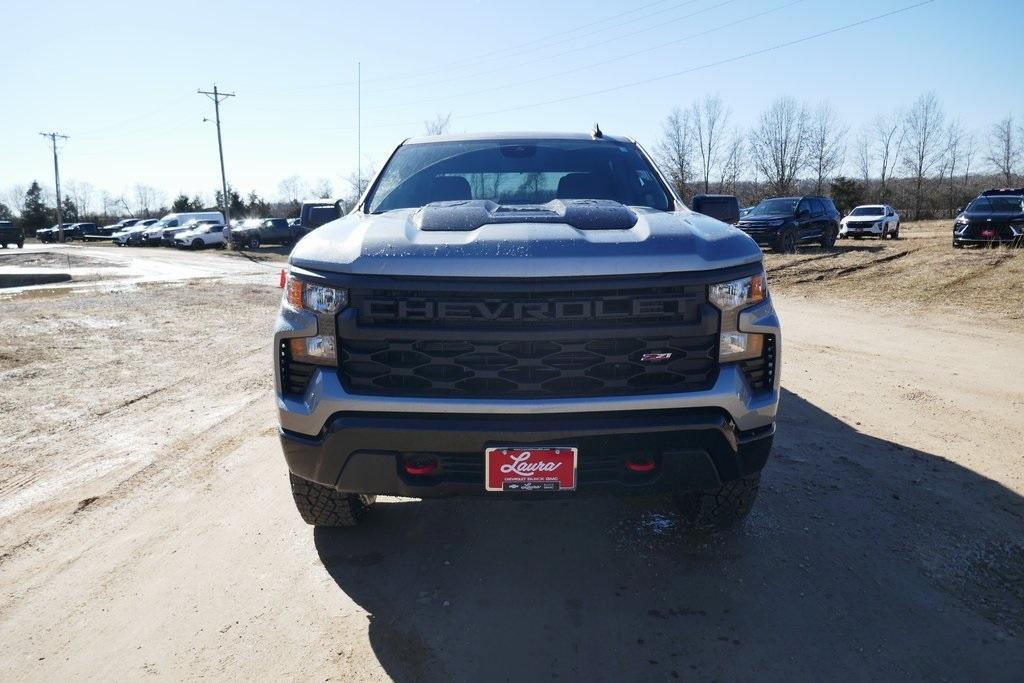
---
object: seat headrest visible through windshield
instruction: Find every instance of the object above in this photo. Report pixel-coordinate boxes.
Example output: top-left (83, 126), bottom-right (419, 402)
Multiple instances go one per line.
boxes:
top-left (557, 173), bottom-right (605, 200)
top-left (430, 176), bottom-right (472, 202)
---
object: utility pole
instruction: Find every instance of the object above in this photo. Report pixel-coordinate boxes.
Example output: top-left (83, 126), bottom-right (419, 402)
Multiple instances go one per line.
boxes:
top-left (39, 132), bottom-right (69, 242)
top-left (357, 62), bottom-right (362, 197)
top-left (197, 84), bottom-right (235, 225)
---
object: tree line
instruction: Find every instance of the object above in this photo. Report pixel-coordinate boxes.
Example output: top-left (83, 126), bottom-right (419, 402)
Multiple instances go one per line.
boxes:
top-left (655, 93), bottom-right (1023, 218)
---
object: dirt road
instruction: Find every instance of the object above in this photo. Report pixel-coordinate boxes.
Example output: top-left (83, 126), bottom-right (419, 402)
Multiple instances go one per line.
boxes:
top-left (1, 234), bottom-right (1022, 680)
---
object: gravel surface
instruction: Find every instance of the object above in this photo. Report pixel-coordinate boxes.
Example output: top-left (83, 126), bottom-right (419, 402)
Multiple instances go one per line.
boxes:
top-left (0, 231), bottom-right (1021, 680)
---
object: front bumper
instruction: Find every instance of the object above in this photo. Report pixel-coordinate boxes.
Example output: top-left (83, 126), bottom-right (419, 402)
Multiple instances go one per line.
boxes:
top-left (840, 224), bottom-right (883, 236)
top-left (281, 409), bottom-right (774, 496)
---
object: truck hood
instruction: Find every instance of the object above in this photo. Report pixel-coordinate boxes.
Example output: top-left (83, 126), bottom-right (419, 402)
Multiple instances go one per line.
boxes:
top-left (289, 205), bottom-right (763, 278)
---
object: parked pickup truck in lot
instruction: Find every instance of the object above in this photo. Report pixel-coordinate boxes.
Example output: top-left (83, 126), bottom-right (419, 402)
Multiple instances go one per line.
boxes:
top-left (736, 196), bottom-right (840, 252)
top-left (839, 204), bottom-right (900, 240)
top-left (230, 217), bottom-right (301, 249)
top-left (35, 223), bottom-right (73, 243)
top-left (276, 131), bottom-right (781, 530)
top-left (0, 220), bottom-right (24, 248)
top-left (953, 188), bottom-right (1024, 248)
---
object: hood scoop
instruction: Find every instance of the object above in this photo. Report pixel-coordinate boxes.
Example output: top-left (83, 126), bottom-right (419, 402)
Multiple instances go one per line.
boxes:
top-left (412, 199), bottom-right (638, 232)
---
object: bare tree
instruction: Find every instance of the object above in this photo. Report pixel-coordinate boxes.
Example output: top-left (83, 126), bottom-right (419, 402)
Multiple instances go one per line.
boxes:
top-left (423, 113), bottom-right (453, 136)
top-left (312, 178), bottom-right (333, 199)
top-left (872, 111), bottom-right (905, 201)
top-left (690, 95), bottom-right (729, 194)
top-left (940, 120), bottom-right (968, 218)
top-left (345, 164), bottom-right (377, 204)
top-left (277, 175), bottom-right (308, 203)
top-left (986, 113), bottom-right (1021, 186)
top-left (717, 133), bottom-right (746, 195)
top-left (749, 96), bottom-right (810, 196)
top-left (807, 103), bottom-right (847, 194)
top-left (901, 92), bottom-right (945, 219)
top-left (654, 107), bottom-right (696, 200)
top-left (854, 130), bottom-right (872, 187)
top-left (133, 184), bottom-right (163, 217)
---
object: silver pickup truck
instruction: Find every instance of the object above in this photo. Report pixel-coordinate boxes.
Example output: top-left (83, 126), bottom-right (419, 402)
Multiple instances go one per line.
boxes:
top-left (274, 131), bottom-right (781, 531)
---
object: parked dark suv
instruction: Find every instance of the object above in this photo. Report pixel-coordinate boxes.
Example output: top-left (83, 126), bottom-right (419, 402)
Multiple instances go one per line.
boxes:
top-left (735, 196), bottom-right (840, 252)
top-left (953, 189), bottom-right (1024, 248)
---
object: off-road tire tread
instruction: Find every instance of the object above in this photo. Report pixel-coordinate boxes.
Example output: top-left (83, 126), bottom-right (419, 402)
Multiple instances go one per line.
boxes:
top-left (289, 472), bottom-right (374, 527)
top-left (675, 473), bottom-right (760, 532)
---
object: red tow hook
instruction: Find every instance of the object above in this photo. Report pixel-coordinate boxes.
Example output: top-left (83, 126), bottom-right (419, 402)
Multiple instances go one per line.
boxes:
top-left (625, 458), bottom-right (657, 473)
top-left (403, 458), bottom-right (438, 476)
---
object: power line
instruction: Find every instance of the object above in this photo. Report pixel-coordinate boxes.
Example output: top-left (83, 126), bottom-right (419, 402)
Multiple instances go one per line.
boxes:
top-left (288, 0), bottom-right (690, 91)
top-left (317, 0), bottom-right (935, 134)
top-left (347, 0), bottom-right (798, 116)
top-left (198, 85), bottom-right (236, 225)
top-left (39, 132), bottom-right (69, 241)
top-left (360, 0), bottom-right (732, 98)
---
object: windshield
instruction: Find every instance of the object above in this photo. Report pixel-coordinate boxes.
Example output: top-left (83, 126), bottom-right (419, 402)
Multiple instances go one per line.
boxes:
top-left (748, 198), bottom-right (799, 216)
top-left (850, 206), bottom-right (883, 216)
top-left (988, 196), bottom-right (1024, 213)
top-left (365, 139), bottom-right (671, 213)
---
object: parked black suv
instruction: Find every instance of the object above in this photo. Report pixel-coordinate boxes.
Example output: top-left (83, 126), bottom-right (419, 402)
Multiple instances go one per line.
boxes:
top-left (953, 189), bottom-right (1024, 248)
top-left (0, 221), bottom-right (24, 248)
top-left (736, 196), bottom-right (840, 252)
top-left (230, 218), bottom-right (302, 249)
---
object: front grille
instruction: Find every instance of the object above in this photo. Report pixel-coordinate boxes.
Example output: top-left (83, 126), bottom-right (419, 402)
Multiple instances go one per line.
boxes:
top-left (846, 221), bottom-right (877, 229)
top-left (340, 335), bottom-right (718, 398)
top-left (337, 278), bottom-right (723, 399)
top-left (740, 335), bottom-right (777, 392)
top-left (279, 341), bottom-right (316, 396)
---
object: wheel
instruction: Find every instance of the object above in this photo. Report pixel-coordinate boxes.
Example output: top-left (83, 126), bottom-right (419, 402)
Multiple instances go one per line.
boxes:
top-left (17, 242), bottom-right (23, 249)
top-left (247, 236), bottom-right (260, 249)
top-left (774, 230), bottom-right (797, 253)
top-left (1, 243), bottom-right (6, 249)
top-left (852, 235), bottom-right (862, 240)
top-left (674, 472), bottom-right (761, 533)
top-left (880, 227), bottom-right (888, 240)
top-left (820, 226), bottom-right (837, 249)
top-left (891, 223), bottom-right (900, 240)
top-left (191, 239), bottom-right (203, 250)
top-left (289, 472), bottom-right (375, 527)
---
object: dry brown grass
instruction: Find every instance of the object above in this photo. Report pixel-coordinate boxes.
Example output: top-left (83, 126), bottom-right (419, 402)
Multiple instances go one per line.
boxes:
top-left (765, 220), bottom-right (1024, 323)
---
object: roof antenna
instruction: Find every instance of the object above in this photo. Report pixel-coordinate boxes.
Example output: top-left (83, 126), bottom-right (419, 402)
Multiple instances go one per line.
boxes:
top-left (592, 122), bottom-right (603, 139)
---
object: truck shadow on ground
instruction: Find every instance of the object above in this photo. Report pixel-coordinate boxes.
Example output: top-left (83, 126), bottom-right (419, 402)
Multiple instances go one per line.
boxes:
top-left (313, 388), bottom-right (1024, 681)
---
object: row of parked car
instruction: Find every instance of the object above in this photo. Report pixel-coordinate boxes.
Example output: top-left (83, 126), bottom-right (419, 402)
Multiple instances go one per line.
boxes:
top-left (33, 200), bottom-right (342, 250)
top-left (697, 187), bottom-right (1022, 251)
top-left (692, 193), bottom-right (900, 253)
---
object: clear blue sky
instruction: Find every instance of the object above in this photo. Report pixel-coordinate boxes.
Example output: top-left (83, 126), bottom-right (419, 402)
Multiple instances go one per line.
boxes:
top-left (3, 0), bottom-right (1022, 208)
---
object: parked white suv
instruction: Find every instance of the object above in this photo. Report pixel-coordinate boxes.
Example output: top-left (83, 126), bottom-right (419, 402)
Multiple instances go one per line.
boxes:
top-left (839, 204), bottom-right (900, 240)
top-left (174, 222), bottom-right (227, 249)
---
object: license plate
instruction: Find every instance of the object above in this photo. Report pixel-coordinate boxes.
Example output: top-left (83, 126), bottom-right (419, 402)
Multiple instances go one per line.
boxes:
top-left (485, 446), bottom-right (577, 492)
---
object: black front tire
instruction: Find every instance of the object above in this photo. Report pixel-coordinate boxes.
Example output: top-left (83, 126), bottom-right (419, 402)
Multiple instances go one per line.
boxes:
top-left (820, 225), bottom-right (837, 248)
top-left (891, 223), bottom-right (900, 240)
top-left (192, 239), bottom-right (203, 250)
top-left (289, 473), bottom-right (375, 527)
top-left (675, 473), bottom-right (761, 533)
top-left (774, 230), bottom-right (798, 253)
top-left (247, 236), bottom-right (260, 250)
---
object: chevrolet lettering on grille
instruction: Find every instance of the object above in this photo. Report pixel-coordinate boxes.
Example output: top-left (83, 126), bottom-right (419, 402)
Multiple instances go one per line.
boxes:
top-left (362, 296), bottom-right (690, 322)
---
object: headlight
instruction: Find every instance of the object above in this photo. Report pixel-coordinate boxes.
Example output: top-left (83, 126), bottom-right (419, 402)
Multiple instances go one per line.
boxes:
top-left (709, 272), bottom-right (767, 362)
top-left (286, 277), bottom-right (348, 314)
top-left (284, 276), bottom-right (348, 366)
